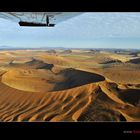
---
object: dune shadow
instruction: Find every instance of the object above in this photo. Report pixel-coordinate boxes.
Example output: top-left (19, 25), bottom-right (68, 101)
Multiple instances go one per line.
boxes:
top-left (119, 114), bottom-right (126, 121)
top-left (37, 63), bottom-right (54, 71)
top-left (119, 89), bottom-right (140, 106)
top-left (53, 68), bottom-right (105, 91)
top-left (99, 60), bottom-right (122, 64)
top-left (25, 58), bottom-right (54, 71)
top-left (127, 58), bottom-right (140, 64)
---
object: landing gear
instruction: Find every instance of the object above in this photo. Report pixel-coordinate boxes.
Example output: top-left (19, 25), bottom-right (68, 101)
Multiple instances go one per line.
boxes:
top-left (46, 16), bottom-right (55, 27)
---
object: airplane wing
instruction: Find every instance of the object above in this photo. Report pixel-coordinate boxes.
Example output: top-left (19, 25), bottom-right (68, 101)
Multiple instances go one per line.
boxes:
top-left (0, 12), bottom-right (82, 27)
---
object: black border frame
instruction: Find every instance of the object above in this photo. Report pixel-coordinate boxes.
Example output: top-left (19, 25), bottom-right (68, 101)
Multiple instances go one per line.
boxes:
top-left (0, 0), bottom-right (140, 138)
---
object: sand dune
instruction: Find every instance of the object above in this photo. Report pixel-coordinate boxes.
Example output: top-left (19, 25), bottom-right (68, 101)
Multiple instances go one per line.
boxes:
top-left (98, 64), bottom-right (140, 84)
top-left (36, 54), bottom-right (71, 66)
top-left (0, 49), bottom-right (140, 122)
top-left (0, 76), bottom-right (97, 122)
top-left (2, 68), bottom-right (104, 92)
top-left (0, 75), bottom-right (140, 122)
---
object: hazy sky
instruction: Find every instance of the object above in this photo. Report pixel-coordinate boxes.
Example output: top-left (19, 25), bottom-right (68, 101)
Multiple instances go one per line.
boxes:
top-left (0, 12), bottom-right (140, 49)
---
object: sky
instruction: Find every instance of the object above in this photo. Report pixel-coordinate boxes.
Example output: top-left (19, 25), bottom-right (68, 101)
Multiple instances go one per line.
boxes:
top-left (1, 12), bottom-right (140, 49)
